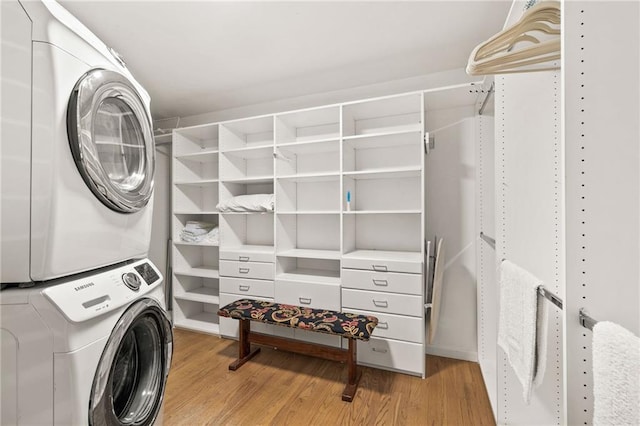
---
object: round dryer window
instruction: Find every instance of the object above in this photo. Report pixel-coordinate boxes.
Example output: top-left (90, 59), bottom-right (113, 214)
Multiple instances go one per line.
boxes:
top-left (68, 69), bottom-right (155, 213)
top-left (89, 298), bottom-right (172, 426)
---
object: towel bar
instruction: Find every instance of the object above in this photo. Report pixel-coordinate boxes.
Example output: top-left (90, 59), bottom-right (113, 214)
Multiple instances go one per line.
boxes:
top-left (579, 308), bottom-right (597, 331)
top-left (538, 286), bottom-right (563, 310)
top-left (480, 232), bottom-right (496, 249)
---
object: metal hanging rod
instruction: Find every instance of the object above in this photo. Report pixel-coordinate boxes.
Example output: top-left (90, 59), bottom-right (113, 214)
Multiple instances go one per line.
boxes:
top-left (478, 82), bottom-right (495, 116)
top-left (579, 308), bottom-right (598, 331)
top-left (480, 232), bottom-right (496, 249)
top-left (538, 286), bottom-right (563, 310)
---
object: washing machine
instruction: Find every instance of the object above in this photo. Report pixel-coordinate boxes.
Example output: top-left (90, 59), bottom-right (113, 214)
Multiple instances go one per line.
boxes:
top-left (1, 0), bottom-right (156, 284)
top-left (0, 259), bottom-right (172, 425)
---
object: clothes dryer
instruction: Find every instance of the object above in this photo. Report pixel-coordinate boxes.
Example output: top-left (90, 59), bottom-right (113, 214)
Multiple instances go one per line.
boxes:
top-left (1, 0), bottom-right (157, 284)
top-left (0, 259), bottom-right (172, 425)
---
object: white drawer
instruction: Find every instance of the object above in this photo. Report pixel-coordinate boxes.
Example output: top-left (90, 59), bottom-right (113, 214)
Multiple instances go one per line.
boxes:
top-left (220, 277), bottom-right (274, 299)
top-left (342, 269), bottom-right (423, 295)
top-left (344, 309), bottom-right (423, 343)
top-left (342, 257), bottom-right (422, 274)
top-left (220, 260), bottom-right (274, 280)
top-left (275, 280), bottom-right (341, 311)
top-left (220, 248), bottom-right (273, 263)
top-left (218, 293), bottom-right (274, 338)
top-left (342, 289), bottom-right (423, 317)
top-left (357, 337), bottom-right (424, 376)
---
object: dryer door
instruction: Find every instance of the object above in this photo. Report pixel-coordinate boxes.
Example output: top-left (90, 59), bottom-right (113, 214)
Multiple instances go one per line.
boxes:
top-left (68, 69), bottom-right (155, 213)
top-left (89, 298), bottom-right (172, 426)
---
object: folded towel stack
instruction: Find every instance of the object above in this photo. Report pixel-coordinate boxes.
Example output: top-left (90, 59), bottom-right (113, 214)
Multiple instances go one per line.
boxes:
top-left (216, 194), bottom-right (274, 213)
top-left (180, 221), bottom-right (219, 245)
top-left (592, 321), bottom-right (640, 426)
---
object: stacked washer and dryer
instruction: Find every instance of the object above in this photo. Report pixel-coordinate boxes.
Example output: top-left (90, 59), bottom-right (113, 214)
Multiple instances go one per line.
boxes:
top-left (1, 1), bottom-right (172, 425)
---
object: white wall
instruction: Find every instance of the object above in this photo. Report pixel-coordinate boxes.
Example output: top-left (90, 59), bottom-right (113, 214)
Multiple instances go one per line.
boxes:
top-left (149, 143), bottom-right (172, 308)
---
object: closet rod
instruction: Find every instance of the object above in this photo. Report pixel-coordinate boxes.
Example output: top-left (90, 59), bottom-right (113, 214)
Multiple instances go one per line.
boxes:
top-left (480, 232), bottom-right (496, 249)
top-left (478, 82), bottom-right (495, 115)
top-left (538, 286), bottom-right (563, 310)
top-left (579, 308), bottom-right (597, 331)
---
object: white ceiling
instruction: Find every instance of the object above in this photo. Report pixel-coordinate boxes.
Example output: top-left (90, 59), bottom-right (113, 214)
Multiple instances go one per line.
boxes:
top-left (59, 1), bottom-right (510, 120)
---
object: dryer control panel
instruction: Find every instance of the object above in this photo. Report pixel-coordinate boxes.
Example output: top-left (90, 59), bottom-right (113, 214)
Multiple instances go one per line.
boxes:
top-left (42, 259), bottom-right (163, 323)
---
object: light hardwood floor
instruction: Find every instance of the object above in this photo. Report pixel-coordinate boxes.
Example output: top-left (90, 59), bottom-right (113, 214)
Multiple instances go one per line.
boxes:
top-left (162, 329), bottom-right (495, 425)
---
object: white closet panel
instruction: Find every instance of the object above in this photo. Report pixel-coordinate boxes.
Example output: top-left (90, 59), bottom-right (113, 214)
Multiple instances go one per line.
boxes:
top-left (495, 66), bottom-right (563, 424)
top-left (564, 2), bottom-right (640, 424)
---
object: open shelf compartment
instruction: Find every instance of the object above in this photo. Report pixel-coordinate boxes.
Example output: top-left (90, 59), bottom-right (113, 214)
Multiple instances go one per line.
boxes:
top-left (173, 123), bottom-right (219, 156)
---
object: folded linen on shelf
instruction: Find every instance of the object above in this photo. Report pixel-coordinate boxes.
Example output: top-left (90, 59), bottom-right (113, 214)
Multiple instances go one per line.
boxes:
top-left (216, 193), bottom-right (274, 212)
top-left (180, 221), bottom-right (219, 244)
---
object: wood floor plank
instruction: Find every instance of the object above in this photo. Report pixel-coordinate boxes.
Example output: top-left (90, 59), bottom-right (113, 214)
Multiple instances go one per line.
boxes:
top-left (162, 329), bottom-right (495, 425)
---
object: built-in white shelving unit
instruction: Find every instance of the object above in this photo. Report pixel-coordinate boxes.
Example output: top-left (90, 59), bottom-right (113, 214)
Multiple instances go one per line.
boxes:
top-left (171, 84), bottom-right (482, 377)
top-left (172, 123), bottom-right (221, 335)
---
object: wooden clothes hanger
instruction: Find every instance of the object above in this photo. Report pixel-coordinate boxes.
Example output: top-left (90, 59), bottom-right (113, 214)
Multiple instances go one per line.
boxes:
top-left (467, 1), bottom-right (561, 75)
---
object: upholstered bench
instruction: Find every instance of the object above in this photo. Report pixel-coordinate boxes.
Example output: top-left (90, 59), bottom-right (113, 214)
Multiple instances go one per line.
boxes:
top-left (217, 299), bottom-right (378, 402)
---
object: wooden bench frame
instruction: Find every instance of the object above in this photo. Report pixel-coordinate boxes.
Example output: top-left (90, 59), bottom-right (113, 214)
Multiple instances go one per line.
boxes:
top-left (229, 318), bottom-right (361, 402)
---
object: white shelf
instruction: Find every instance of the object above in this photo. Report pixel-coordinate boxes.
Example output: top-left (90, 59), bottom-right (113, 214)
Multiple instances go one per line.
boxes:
top-left (342, 167), bottom-right (421, 180)
top-left (277, 211), bottom-right (340, 215)
top-left (222, 145), bottom-right (273, 159)
top-left (173, 316), bottom-right (220, 335)
top-left (174, 210), bottom-right (219, 215)
top-left (276, 137), bottom-right (339, 154)
top-left (342, 128), bottom-right (422, 142)
top-left (219, 211), bottom-right (274, 215)
top-left (276, 172), bottom-right (340, 182)
top-left (174, 241), bottom-right (219, 247)
top-left (223, 245), bottom-right (275, 256)
top-left (220, 175), bottom-right (273, 184)
top-left (174, 289), bottom-right (220, 305)
top-left (175, 149), bottom-right (219, 161)
top-left (174, 179), bottom-right (219, 186)
top-left (343, 210), bottom-right (421, 215)
top-left (174, 267), bottom-right (220, 279)
top-left (277, 248), bottom-right (342, 260)
top-left (342, 249), bottom-right (423, 263)
top-left (276, 268), bottom-right (341, 285)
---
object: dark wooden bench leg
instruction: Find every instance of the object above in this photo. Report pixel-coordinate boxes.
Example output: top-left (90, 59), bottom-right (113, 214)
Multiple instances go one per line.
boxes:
top-left (229, 319), bottom-right (260, 371)
top-left (342, 338), bottom-right (361, 402)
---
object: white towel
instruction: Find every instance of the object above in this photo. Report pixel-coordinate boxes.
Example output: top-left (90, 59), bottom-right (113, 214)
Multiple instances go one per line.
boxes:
top-left (592, 321), bottom-right (640, 426)
top-left (498, 260), bottom-right (549, 404)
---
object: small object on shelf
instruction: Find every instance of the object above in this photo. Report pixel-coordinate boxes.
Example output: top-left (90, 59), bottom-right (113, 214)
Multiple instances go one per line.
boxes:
top-left (346, 191), bottom-right (351, 212)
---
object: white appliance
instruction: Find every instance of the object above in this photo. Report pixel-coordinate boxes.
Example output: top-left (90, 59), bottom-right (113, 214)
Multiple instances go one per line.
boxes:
top-left (1, 0), bottom-right (156, 284)
top-left (0, 259), bottom-right (172, 425)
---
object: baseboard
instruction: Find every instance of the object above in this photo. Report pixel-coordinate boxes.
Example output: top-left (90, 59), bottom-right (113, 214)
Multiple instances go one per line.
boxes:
top-left (425, 346), bottom-right (478, 362)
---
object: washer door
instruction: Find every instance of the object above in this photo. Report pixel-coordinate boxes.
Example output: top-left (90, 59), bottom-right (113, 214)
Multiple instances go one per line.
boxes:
top-left (89, 299), bottom-right (172, 426)
top-left (68, 69), bottom-right (155, 213)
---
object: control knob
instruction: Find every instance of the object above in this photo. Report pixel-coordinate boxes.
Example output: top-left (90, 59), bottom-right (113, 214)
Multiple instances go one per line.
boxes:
top-left (122, 272), bottom-right (142, 291)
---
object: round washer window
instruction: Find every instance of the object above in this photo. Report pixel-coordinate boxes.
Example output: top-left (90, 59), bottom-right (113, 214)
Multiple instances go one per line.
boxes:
top-left (90, 299), bottom-right (172, 426)
top-left (68, 69), bottom-right (155, 213)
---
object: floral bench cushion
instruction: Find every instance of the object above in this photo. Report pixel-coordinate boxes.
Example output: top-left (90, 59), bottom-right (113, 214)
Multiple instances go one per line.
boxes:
top-left (218, 299), bottom-right (378, 341)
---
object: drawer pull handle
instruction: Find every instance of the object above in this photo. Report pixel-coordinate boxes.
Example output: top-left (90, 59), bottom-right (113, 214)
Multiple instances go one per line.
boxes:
top-left (299, 297), bottom-right (312, 305)
top-left (238, 285), bottom-right (250, 292)
top-left (372, 347), bottom-right (388, 354)
top-left (239, 256), bottom-right (250, 262)
top-left (372, 279), bottom-right (388, 286)
top-left (372, 300), bottom-right (388, 308)
top-left (372, 264), bottom-right (388, 272)
top-left (377, 322), bottom-right (389, 329)
top-left (238, 268), bottom-right (250, 274)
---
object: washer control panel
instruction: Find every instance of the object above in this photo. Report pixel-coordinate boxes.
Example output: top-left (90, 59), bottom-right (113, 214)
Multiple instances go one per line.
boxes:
top-left (122, 272), bottom-right (142, 291)
top-left (43, 259), bottom-right (163, 323)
